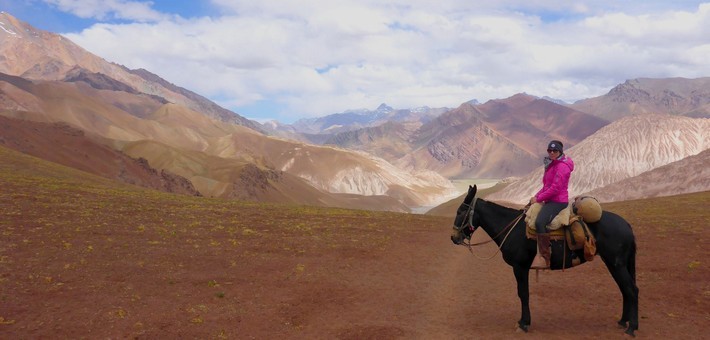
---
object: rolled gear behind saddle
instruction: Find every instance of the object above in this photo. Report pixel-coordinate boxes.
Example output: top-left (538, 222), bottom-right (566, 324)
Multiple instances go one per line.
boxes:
top-left (573, 196), bottom-right (602, 223)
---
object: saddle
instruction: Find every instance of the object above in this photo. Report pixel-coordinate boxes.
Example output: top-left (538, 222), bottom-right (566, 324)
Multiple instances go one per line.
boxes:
top-left (525, 197), bottom-right (601, 263)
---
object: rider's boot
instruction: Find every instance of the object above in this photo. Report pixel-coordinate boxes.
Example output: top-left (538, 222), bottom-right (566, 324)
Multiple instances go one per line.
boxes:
top-left (531, 233), bottom-right (551, 269)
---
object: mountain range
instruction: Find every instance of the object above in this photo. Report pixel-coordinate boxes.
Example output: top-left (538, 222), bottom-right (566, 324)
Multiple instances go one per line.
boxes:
top-left (281, 103), bottom-right (447, 135)
top-left (1, 11), bottom-right (709, 212)
top-left (0, 12), bottom-right (456, 212)
top-left (287, 93), bottom-right (609, 179)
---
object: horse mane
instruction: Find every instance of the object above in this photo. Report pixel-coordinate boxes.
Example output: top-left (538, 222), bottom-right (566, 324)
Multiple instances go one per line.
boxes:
top-left (479, 198), bottom-right (523, 216)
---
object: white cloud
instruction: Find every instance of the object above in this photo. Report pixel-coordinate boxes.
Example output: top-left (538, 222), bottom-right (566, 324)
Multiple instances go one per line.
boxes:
top-left (59, 1), bottom-right (710, 122)
top-left (43, 0), bottom-right (166, 21)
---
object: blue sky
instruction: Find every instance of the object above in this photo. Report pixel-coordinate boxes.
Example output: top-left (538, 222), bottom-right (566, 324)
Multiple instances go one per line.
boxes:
top-left (1, 1), bottom-right (709, 123)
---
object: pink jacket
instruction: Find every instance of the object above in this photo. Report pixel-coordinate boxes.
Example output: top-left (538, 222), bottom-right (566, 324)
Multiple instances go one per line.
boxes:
top-left (535, 154), bottom-right (574, 203)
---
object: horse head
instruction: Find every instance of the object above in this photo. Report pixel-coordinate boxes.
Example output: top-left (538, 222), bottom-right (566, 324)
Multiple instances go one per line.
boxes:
top-left (451, 185), bottom-right (480, 245)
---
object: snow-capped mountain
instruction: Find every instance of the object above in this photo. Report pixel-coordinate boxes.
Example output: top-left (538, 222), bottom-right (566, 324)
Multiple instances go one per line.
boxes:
top-left (280, 103), bottom-right (449, 135)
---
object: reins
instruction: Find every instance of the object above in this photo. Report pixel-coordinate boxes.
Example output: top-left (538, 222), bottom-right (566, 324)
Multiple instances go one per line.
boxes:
top-left (460, 204), bottom-right (529, 260)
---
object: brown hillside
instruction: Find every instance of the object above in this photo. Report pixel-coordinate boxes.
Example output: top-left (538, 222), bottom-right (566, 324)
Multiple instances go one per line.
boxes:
top-left (323, 120), bottom-right (419, 161)
top-left (63, 67), bottom-right (167, 118)
top-left (119, 139), bottom-right (410, 212)
top-left (0, 73), bottom-right (43, 112)
top-left (393, 94), bottom-right (607, 179)
top-left (0, 115), bottom-right (199, 196)
top-left (401, 103), bottom-right (538, 178)
top-left (473, 93), bottom-right (609, 155)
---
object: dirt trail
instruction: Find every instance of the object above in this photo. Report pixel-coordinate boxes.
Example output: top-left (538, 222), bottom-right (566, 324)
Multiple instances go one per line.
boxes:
top-left (333, 227), bottom-right (526, 339)
top-left (407, 232), bottom-right (500, 337)
top-left (414, 248), bottom-right (472, 336)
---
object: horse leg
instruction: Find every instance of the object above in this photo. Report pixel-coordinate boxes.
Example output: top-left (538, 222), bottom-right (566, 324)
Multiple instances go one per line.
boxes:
top-left (513, 265), bottom-right (531, 332)
top-left (601, 256), bottom-right (639, 336)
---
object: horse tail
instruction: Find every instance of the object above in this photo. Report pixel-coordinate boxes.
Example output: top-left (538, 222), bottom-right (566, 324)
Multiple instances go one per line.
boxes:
top-left (628, 225), bottom-right (637, 285)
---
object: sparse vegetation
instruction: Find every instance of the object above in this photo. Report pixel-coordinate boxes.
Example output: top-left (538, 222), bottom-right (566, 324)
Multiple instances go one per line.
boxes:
top-left (0, 145), bottom-right (450, 337)
top-left (1, 145), bottom-right (708, 338)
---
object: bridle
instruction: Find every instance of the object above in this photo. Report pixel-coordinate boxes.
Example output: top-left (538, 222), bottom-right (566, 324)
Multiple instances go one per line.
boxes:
top-left (454, 198), bottom-right (529, 259)
top-left (453, 198), bottom-right (477, 234)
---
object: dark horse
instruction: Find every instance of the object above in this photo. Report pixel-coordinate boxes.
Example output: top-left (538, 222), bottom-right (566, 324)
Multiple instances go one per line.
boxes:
top-left (450, 185), bottom-right (638, 336)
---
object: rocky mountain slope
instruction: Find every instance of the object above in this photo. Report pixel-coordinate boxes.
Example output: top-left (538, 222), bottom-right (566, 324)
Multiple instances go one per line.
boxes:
top-left (570, 77), bottom-right (710, 121)
top-left (320, 94), bottom-right (609, 179)
top-left (321, 120), bottom-right (420, 162)
top-left (585, 148), bottom-right (710, 202)
top-left (397, 103), bottom-right (539, 178)
top-left (311, 80), bottom-right (710, 182)
top-left (487, 114), bottom-right (709, 204)
top-left (0, 12), bottom-right (260, 130)
top-left (470, 93), bottom-right (608, 155)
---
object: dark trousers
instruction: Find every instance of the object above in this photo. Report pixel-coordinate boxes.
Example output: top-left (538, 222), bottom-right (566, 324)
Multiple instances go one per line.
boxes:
top-left (535, 202), bottom-right (568, 234)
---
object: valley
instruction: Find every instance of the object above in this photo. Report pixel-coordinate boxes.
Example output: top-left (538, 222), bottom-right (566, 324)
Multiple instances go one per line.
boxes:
top-left (1, 5), bottom-right (709, 340)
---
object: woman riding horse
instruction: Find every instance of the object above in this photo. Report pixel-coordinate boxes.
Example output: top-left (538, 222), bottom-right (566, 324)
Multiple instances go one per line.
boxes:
top-left (451, 185), bottom-right (639, 336)
top-left (530, 140), bottom-right (574, 269)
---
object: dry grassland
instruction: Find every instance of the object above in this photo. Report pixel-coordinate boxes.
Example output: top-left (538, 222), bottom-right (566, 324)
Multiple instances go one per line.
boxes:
top-left (1, 145), bottom-right (708, 339)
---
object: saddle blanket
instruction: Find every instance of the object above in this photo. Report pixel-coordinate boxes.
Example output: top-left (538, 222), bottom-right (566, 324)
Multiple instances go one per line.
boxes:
top-left (525, 202), bottom-right (597, 262)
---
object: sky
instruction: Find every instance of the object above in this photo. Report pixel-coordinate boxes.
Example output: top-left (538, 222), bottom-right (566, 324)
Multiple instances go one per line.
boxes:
top-left (1, 1), bottom-right (709, 123)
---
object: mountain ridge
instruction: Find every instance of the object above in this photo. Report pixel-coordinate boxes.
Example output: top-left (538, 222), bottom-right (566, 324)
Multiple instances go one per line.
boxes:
top-left (0, 12), bottom-right (262, 131)
top-left (570, 77), bottom-right (710, 121)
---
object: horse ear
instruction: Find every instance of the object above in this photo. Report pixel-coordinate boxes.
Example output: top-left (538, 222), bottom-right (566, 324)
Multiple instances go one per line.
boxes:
top-left (465, 185), bottom-right (478, 204)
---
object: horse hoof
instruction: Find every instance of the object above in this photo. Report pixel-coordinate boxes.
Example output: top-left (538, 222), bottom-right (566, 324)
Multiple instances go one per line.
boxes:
top-left (515, 324), bottom-right (529, 333)
top-left (624, 329), bottom-right (636, 337)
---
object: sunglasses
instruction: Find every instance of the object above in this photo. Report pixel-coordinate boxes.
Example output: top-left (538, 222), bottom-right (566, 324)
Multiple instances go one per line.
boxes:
top-left (547, 149), bottom-right (559, 153)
